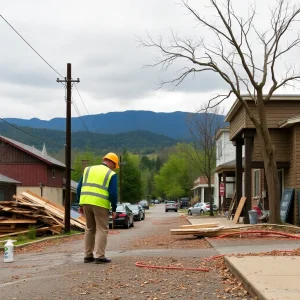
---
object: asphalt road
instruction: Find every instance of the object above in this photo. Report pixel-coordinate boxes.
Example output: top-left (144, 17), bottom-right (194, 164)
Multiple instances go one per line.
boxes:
top-left (0, 204), bottom-right (249, 300)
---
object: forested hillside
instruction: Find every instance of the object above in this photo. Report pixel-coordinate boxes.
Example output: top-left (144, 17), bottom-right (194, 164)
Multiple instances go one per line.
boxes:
top-left (0, 122), bottom-right (178, 155)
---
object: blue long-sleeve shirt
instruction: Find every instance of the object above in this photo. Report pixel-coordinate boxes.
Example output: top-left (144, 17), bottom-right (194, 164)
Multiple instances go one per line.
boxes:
top-left (76, 164), bottom-right (118, 212)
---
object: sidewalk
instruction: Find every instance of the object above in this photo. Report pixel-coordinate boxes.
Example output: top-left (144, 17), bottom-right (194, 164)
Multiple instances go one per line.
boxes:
top-left (186, 216), bottom-right (300, 300)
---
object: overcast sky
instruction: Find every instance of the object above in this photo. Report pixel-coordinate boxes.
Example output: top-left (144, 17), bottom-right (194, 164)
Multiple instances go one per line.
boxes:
top-left (1, 0), bottom-right (300, 120)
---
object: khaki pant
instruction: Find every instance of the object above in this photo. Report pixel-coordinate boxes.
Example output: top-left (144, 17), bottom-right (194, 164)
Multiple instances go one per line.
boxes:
top-left (82, 204), bottom-right (109, 259)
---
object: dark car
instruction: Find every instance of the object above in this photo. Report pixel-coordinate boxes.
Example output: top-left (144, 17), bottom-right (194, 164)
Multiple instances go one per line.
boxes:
top-left (127, 204), bottom-right (145, 221)
top-left (139, 200), bottom-right (149, 210)
top-left (179, 197), bottom-right (190, 209)
top-left (109, 204), bottom-right (134, 229)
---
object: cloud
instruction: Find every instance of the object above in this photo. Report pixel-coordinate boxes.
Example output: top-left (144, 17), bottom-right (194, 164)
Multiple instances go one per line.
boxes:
top-left (1, 0), bottom-right (300, 120)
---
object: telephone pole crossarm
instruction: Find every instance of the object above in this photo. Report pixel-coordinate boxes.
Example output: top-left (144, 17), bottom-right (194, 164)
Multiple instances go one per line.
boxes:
top-left (56, 78), bottom-right (80, 83)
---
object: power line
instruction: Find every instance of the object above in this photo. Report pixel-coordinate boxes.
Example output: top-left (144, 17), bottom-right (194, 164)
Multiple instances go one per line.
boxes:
top-left (60, 83), bottom-right (93, 139)
top-left (74, 84), bottom-right (90, 116)
top-left (0, 118), bottom-right (63, 147)
top-left (72, 96), bottom-right (93, 138)
top-left (0, 14), bottom-right (64, 79)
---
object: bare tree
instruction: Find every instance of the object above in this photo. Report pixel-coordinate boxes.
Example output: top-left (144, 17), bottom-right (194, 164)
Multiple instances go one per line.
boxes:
top-left (140, 0), bottom-right (300, 224)
top-left (178, 104), bottom-right (224, 216)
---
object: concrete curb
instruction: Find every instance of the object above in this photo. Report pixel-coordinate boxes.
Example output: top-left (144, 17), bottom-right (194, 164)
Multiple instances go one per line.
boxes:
top-left (0, 232), bottom-right (84, 251)
top-left (224, 256), bottom-right (265, 300)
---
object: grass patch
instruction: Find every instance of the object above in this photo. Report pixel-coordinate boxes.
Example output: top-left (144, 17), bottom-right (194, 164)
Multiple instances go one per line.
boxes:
top-left (0, 230), bottom-right (82, 246)
top-left (178, 209), bottom-right (188, 214)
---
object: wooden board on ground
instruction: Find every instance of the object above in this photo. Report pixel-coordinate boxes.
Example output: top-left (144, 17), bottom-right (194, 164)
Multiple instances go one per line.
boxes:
top-left (195, 228), bottom-right (242, 237)
top-left (170, 226), bottom-right (225, 235)
top-left (232, 197), bottom-right (247, 224)
top-left (0, 225), bottom-right (64, 238)
top-left (0, 219), bottom-right (37, 224)
top-left (179, 223), bottom-right (219, 229)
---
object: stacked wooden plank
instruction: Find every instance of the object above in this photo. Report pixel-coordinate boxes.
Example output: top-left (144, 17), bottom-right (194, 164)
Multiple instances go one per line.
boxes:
top-left (0, 190), bottom-right (85, 238)
top-left (170, 222), bottom-right (242, 237)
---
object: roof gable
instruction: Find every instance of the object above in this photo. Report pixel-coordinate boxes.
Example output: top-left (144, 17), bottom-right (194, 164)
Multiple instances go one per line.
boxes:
top-left (0, 136), bottom-right (65, 168)
top-left (225, 94), bottom-right (300, 122)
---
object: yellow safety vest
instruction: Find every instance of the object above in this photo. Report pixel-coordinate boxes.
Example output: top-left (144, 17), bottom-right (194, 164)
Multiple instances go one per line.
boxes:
top-left (79, 165), bottom-right (115, 209)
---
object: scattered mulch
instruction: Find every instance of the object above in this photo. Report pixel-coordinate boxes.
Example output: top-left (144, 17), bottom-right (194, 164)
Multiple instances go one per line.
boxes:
top-left (13, 234), bottom-right (84, 254)
top-left (68, 256), bottom-right (253, 300)
top-left (133, 234), bottom-right (211, 249)
top-left (232, 248), bottom-right (300, 257)
top-left (133, 215), bottom-right (211, 249)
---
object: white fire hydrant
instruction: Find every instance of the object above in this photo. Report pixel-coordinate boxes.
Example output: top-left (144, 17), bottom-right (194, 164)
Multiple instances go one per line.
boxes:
top-left (3, 239), bottom-right (17, 263)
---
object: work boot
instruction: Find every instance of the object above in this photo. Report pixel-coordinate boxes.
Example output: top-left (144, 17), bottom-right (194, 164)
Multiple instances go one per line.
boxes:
top-left (84, 256), bottom-right (95, 263)
top-left (94, 257), bottom-right (111, 264)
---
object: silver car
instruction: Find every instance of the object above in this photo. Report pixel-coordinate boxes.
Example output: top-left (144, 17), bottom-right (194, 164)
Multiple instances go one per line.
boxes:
top-left (187, 202), bottom-right (208, 215)
top-left (165, 201), bottom-right (178, 212)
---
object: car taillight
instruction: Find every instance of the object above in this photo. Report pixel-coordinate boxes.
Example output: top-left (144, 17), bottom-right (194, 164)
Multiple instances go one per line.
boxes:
top-left (118, 213), bottom-right (126, 217)
top-left (206, 205), bottom-right (210, 208)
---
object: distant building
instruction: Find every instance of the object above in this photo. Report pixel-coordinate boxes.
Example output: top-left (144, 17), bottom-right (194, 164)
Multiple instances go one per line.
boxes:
top-left (214, 127), bottom-right (240, 210)
top-left (191, 176), bottom-right (215, 204)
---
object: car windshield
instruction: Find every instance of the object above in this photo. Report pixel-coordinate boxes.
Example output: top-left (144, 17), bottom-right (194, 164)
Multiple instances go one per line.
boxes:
top-left (167, 201), bottom-right (175, 204)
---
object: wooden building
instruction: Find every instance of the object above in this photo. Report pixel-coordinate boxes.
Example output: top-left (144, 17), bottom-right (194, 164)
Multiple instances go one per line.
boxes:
top-left (0, 135), bottom-right (75, 205)
top-left (225, 95), bottom-right (300, 224)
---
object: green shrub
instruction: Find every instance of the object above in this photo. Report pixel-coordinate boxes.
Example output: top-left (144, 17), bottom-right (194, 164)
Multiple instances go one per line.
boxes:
top-left (27, 226), bottom-right (37, 240)
top-left (16, 234), bottom-right (27, 242)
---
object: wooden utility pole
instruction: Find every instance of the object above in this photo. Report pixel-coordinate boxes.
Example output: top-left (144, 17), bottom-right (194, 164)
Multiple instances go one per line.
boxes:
top-left (119, 155), bottom-right (123, 204)
top-left (57, 63), bottom-right (80, 233)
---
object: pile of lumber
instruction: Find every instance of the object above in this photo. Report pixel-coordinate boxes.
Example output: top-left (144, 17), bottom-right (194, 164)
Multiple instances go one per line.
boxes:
top-left (170, 222), bottom-right (242, 237)
top-left (0, 190), bottom-right (85, 238)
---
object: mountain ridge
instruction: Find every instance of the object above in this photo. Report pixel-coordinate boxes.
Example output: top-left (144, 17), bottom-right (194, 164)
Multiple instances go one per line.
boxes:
top-left (4, 110), bottom-right (225, 140)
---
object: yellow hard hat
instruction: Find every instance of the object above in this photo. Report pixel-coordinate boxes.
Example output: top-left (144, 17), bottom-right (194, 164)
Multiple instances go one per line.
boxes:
top-left (103, 152), bottom-right (119, 169)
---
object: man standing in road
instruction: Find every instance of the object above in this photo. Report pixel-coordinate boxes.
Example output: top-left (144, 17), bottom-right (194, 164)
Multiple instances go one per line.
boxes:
top-left (77, 152), bottom-right (119, 264)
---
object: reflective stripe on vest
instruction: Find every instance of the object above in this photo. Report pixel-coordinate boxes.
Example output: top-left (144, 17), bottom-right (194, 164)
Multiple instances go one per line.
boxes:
top-left (79, 165), bottom-right (115, 209)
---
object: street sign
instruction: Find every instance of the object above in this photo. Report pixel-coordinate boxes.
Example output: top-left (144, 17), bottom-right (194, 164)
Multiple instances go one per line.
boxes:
top-left (219, 182), bottom-right (225, 197)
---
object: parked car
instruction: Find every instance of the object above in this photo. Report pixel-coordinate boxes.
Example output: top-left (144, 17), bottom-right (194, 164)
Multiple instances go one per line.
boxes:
top-left (127, 204), bottom-right (145, 221)
top-left (179, 197), bottom-right (190, 209)
top-left (165, 201), bottom-right (178, 212)
top-left (109, 204), bottom-right (134, 229)
top-left (187, 202), bottom-right (208, 215)
top-left (139, 200), bottom-right (149, 210)
top-left (154, 199), bottom-right (159, 204)
top-left (205, 202), bottom-right (218, 211)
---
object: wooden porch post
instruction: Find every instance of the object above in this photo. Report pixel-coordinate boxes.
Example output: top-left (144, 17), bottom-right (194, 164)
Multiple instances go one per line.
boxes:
top-left (244, 135), bottom-right (253, 224)
top-left (235, 139), bottom-right (243, 210)
top-left (222, 171), bottom-right (227, 212)
top-left (218, 173), bottom-right (222, 213)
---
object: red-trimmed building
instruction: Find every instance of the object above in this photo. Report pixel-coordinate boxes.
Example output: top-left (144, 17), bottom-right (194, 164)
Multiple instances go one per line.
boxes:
top-left (0, 135), bottom-right (77, 204)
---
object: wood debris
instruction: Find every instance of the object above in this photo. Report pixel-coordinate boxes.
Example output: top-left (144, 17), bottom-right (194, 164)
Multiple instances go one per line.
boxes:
top-left (170, 223), bottom-right (244, 237)
top-left (0, 190), bottom-right (85, 238)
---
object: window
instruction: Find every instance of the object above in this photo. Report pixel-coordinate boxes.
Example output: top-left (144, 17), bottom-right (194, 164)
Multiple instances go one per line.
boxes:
top-left (254, 170), bottom-right (260, 197)
top-left (52, 169), bottom-right (56, 178)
